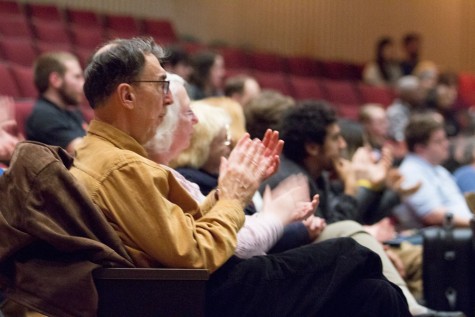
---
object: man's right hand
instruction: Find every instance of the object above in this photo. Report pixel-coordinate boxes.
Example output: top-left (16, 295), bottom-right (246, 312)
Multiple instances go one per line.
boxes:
top-left (218, 131), bottom-right (283, 207)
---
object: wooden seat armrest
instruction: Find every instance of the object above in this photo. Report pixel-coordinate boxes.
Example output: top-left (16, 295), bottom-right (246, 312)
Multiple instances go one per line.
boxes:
top-left (93, 267), bottom-right (209, 280)
top-left (93, 268), bottom-right (209, 317)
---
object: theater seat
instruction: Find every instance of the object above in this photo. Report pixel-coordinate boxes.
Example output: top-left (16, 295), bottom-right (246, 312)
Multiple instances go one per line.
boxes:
top-left (10, 64), bottom-right (37, 99)
top-left (290, 76), bottom-right (325, 100)
top-left (321, 79), bottom-right (362, 105)
top-left (94, 268), bottom-right (208, 317)
top-left (65, 8), bottom-right (102, 29)
top-left (217, 46), bottom-right (250, 70)
top-left (0, 38), bottom-right (38, 67)
top-left (104, 14), bottom-right (140, 39)
top-left (248, 51), bottom-right (286, 73)
top-left (358, 83), bottom-right (395, 107)
top-left (141, 18), bottom-right (178, 45)
top-left (31, 20), bottom-right (71, 45)
top-left (0, 0), bottom-right (23, 17)
top-left (0, 16), bottom-right (33, 39)
top-left (26, 3), bottom-right (62, 21)
top-left (0, 62), bottom-right (22, 98)
top-left (286, 56), bottom-right (323, 77)
top-left (253, 71), bottom-right (292, 96)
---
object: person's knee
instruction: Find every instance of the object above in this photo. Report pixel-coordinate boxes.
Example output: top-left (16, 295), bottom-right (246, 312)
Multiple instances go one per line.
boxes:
top-left (324, 220), bottom-right (367, 237)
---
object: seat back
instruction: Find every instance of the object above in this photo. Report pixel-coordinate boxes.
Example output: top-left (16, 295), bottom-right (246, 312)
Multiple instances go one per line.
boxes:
top-left (321, 79), bottom-right (362, 105)
top-left (253, 71), bottom-right (292, 96)
top-left (0, 16), bottom-right (33, 39)
top-left (0, 37), bottom-right (38, 67)
top-left (290, 76), bottom-right (325, 100)
top-left (0, 62), bottom-right (21, 98)
top-left (141, 18), bottom-right (178, 45)
top-left (10, 64), bottom-right (37, 98)
top-left (26, 3), bottom-right (62, 21)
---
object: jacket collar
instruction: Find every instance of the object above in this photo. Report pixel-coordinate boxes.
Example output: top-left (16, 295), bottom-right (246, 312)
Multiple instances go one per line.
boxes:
top-left (87, 119), bottom-right (148, 158)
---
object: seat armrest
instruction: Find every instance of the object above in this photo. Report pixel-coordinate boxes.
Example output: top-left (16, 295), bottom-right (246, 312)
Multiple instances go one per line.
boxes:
top-left (93, 267), bottom-right (209, 280)
top-left (94, 268), bottom-right (209, 317)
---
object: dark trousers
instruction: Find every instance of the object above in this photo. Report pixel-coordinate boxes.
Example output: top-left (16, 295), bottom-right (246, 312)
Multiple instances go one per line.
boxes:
top-left (206, 237), bottom-right (411, 317)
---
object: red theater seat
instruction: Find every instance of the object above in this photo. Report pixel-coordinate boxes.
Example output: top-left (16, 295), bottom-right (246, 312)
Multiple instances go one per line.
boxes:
top-left (10, 64), bottom-right (37, 99)
top-left (0, 38), bottom-right (38, 67)
top-left (289, 76), bottom-right (325, 100)
top-left (142, 18), bottom-right (178, 45)
top-left (104, 14), bottom-right (140, 39)
top-left (32, 21), bottom-right (71, 45)
top-left (321, 79), bottom-right (362, 105)
top-left (0, 62), bottom-right (21, 98)
top-left (65, 8), bottom-right (102, 29)
top-left (253, 71), bottom-right (292, 96)
top-left (0, 16), bottom-right (33, 39)
top-left (248, 51), bottom-right (286, 73)
top-left (358, 83), bottom-right (395, 107)
top-left (26, 3), bottom-right (62, 21)
top-left (458, 72), bottom-right (475, 107)
top-left (217, 46), bottom-right (250, 70)
top-left (0, 1), bottom-right (22, 17)
top-left (70, 25), bottom-right (104, 50)
top-left (286, 56), bottom-right (323, 77)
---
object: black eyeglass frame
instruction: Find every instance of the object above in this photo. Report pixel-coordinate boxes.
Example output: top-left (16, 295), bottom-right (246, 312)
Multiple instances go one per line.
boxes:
top-left (130, 80), bottom-right (170, 95)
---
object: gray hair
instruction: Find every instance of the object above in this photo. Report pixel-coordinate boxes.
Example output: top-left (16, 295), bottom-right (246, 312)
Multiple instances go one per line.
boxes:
top-left (145, 73), bottom-right (186, 154)
top-left (461, 137), bottom-right (475, 165)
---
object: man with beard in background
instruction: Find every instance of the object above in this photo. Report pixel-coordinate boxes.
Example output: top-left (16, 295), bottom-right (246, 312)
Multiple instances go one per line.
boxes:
top-left (26, 52), bottom-right (86, 154)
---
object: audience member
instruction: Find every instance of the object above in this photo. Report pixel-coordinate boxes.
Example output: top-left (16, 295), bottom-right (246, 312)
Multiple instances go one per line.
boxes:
top-left (149, 86), bottom-right (316, 258)
top-left (187, 50), bottom-right (225, 100)
top-left (453, 136), bottom-right (475, 193)
top-left (338, 115), bottom-right (424, 300)
top-left (71, 37), bottom-right (411, 317)
top-left (400, 32), bottom-right (422, 76)
top-left (224, 75), bottom-right (261, 107)
top-left (146, 73), bottom-right (197, 165)
top-left (363, 36), bottom-right (402, 87)
top-left (26, 52), bottom-right (86, 154)
top-left (260, 100), bottom-right (454, 316)
top-left (387, 75), bottom-right (427, 142)
top-left (413, 61), bottom-right (439, 96)
top-left (244, 90), bottom-right (295, 139)
top-left (359, 103), bottom-right (389, 150)
top-left (162, 45), bottom-right (193, 81)
top-left (174, 88), bottom-right (428, 316)
top-left (393, 113), bottom-right (472, 229)
top-left (427, 71), bottom-right (461, 137)
top-left (359, 103), bottom-right (408, 163)
top-left (191, 96), bottom-right (246, 147)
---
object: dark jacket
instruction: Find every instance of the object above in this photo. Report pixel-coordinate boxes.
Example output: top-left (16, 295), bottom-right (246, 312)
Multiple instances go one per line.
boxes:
top-left (0, 142), bottom-right (133, 317)
top-left (261, 155), bottom-right (360, 223)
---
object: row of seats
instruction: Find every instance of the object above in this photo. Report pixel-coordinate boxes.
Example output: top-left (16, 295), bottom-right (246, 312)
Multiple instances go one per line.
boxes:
top-left (0, 2), bottom-right (177, 68)
top-left (1, 1), bottom-right (474, 115)
top-left (0, 1), bottom-right (178, 45)
top-left (0, 1), bottom-right (365, 81)
top-left (227, 69), bottom-right (395, 118)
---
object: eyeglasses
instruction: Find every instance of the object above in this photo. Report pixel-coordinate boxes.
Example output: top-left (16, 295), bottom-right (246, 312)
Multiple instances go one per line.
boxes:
top-left (131, 80), bottom-right (170, 95)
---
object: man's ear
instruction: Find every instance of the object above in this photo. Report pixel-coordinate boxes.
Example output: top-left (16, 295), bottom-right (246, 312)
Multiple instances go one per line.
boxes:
top-left (305, 142), bottom-right (320, 157)
top-left (117, 83), bottom-right (135, 110)
top-left (49, 72), bottom-right (63, 89)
